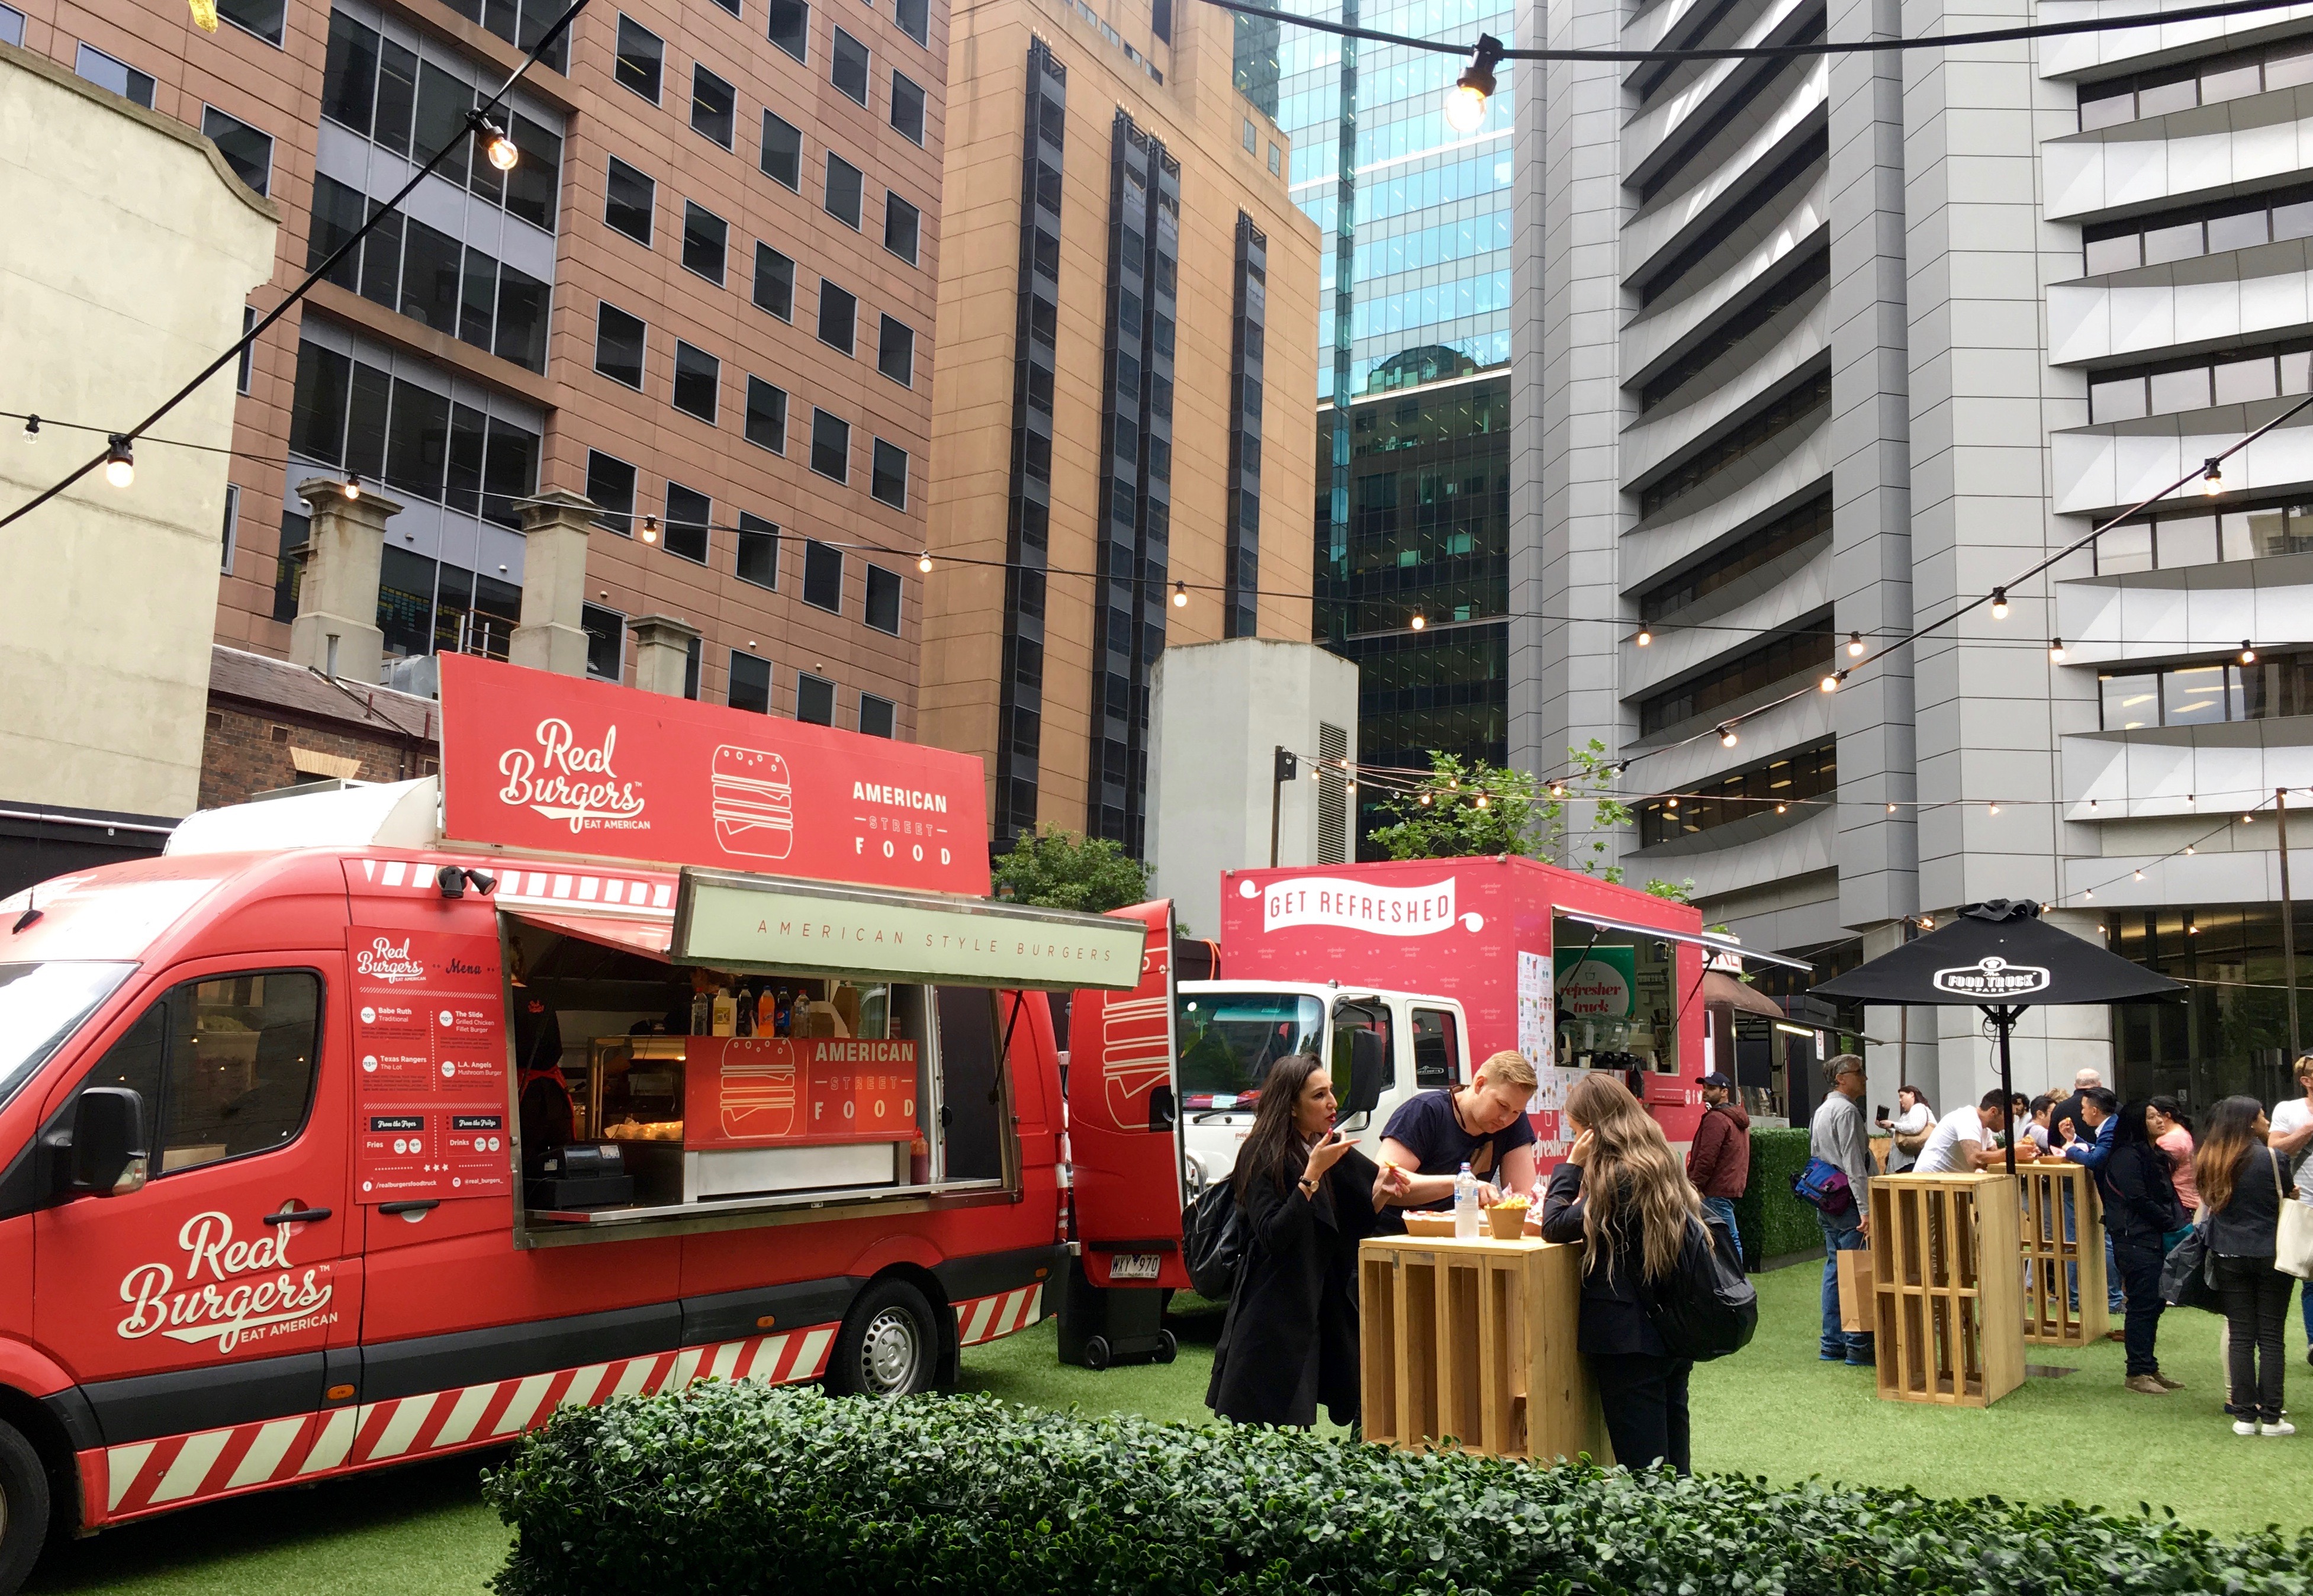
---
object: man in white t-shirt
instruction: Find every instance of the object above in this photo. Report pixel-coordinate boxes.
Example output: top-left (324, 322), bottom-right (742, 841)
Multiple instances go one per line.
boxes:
top-left (1913, 1092), bottom-right (2008, 1175)
top-left (2267, 1055), bottom-right (2313, 1354)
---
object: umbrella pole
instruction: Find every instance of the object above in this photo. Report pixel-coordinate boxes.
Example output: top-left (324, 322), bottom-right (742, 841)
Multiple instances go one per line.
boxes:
top-left (1992, 1005), bottom-right (2016, 1176)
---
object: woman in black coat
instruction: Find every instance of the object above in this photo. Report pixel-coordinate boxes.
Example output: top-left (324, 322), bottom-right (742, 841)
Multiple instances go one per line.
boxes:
top-left (1207, 1052), bottom-right (1409, 1428)
top-left (2098, 1101), bottom-right (2187, 1394)
top-left (2196, 1096), bottom-right (2294, 1434)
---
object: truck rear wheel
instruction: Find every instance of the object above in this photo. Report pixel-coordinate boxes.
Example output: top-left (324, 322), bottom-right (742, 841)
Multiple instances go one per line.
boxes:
top-left (0, 1419), bottom-right (51, 1596)
top-left (828, 1278), bottom-right (939, 1399)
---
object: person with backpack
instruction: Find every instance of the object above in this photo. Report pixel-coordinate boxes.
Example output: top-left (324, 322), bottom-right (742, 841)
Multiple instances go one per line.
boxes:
top-left (1205, 1053), bottom-right (1410, 1428)
top-left (1806, 1054), bottom-right (1874, 1366)
top-left (1539, 1072), bottom-right (1712, 1473)
top-left (1684, 1071), bottom-right (1751, 1256)
top-left (2196, 1096), bottom-right (2296, 1436)
top-left (2099, 1101), bottom-right (2187, 1395)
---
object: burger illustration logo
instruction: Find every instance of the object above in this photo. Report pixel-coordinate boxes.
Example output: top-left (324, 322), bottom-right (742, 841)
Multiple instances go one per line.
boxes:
top-left (712, 745), bottom-right (794, 860)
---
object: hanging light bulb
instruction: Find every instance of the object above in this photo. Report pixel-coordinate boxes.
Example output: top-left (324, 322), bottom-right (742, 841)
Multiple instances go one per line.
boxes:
top-left (918, 550), bottom-right (933, 573)
top-left (2202, 456), bottom-right (2225, 497)
top-left (1848, 630), bottom-right (1865, 658)
top-left (20, 414), bottom-right (37, 440)
top-left (641, 514), bottom-right (660, 544)
top-left (1173, 581), bottom-right (1189, 609)
top-left (2241, 639), bottom-right (2257, 664)
top-left (103, 435), bottom-right (133, 488)
top-left (1887, 802), bottom-right (1898, 813)
top-left (2135, 870), bottom-right (2145, 881)
top-left (2243, 813), bottom-right (2255, 825)
top-left (469, 110), bottom-right (519, 172)
top-left (1442, 34), bottom-right (1503, 133)
top-left (1919, 915), bottom-right (1935, 929)
top-left (2185, 844), bottom-right (2197, 856)
top-left (343, 474), bottom-right (362, 501)
top-left (2084, 887), bottom-right (2094, 900)
top-left (1989, 587), bottom-right (2010, 620)
top-left (1418, 792), bottom-right (1432, 806)
top-left (1717, 724), bottom-right (1739, 748)
top-left (1988, 801), bottom-right (2000, 816)
top-left (1636, 627), bottom-right (1652, 647)
top-left (1819, 670), bottom-right (1844, 693)
top-left (1473, 792), bottom-right (1488, 808)
top-left (1666, 796), bottom-right (1679, 810)
top-left (2049, 638), bottom-right (2066, 662)
top-left (1548, 780), bottom-right (1566, 799)
top-left (1775, 802), bottom-right (1787, 815)
top-left (1410, 610), bottom-right (1426, 630)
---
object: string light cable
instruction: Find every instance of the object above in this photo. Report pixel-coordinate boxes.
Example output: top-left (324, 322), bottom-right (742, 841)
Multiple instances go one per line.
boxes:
top-left (0, 0), bottom-right (590, 533)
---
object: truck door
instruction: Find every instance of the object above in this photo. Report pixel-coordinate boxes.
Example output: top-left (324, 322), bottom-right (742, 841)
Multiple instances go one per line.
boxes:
top-left (31, 955), bottom-right (357, 1515)
top-left (1066, 902), bottom-right (1188, 1289)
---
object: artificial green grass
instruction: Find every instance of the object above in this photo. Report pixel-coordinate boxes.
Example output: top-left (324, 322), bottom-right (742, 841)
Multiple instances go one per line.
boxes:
top-left (25, 1262), bottom-right (2310, 1594)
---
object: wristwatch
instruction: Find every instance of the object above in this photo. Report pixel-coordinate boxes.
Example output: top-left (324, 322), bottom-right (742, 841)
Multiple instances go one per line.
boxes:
top-left (1298, 1176), bottom-right (1319, 1199)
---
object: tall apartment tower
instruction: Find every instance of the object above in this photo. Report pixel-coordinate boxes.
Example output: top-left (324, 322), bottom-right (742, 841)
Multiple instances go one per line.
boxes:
top-left (921, 0), bottom-right (1320, 855)
top-left (6, 0), bottom-right (945, 733)
top-left (1235, 0), bottom-right (1516, 840)
top-left (1517, 0), bottom-right (2313, 1110)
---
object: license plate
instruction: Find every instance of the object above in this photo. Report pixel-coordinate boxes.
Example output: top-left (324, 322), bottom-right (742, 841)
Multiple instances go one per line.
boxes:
top-left (1109, 1253), bottom-right (1160, 1280)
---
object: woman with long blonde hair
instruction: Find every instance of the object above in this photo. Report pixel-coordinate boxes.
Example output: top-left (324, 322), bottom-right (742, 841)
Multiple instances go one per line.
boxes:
top-left (1539, 1071), bottom-right (1703, 1472)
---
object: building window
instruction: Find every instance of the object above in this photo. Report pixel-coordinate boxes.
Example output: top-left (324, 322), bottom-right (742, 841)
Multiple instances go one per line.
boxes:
top-left (614, 15), bottom-right (663, 101)
top-left (729, 650), bottom-right (773, 713)
top-left (802, 539), bottom-right (842, 611)
top-left (1636, 365), bottom-right (1831, 520)
top-left (877, 315), bottom-right (915, 385)
top-left (831, 27), bottom-right (870, 104)
top-left (1241, 118), bottom-right (1256, 153)
top-left (1637, 619), bottom-right (1834, 736)
top-left (378, 543), bottom-right (522, 663)
top-left (681, 201), bottom-right (728, 284)
top-left (664, 482), bottom-right (712, 564)
top-left (2079, 37), bottom-right (2313, 131)
top-left (221, 484), bottom-right (241, 574)
top-left (1638, 738), bottom-right (1837, 847)
top-left (895, 0), bottom-right (927, 45)
top-left (685, 635), bottom-right (703, 701)
top-left (752, 242), bottom-right (794, 318)
top-left (76, 44), bottom-right (154, 108)
top-left (817, 281), bottom-right (857, 354)
top-left (582, 603), bottom-right (625, 680)
top-left (767, 0), bottom-right (808, 62)
top-left (587, 449), bottom-right (638, 533)
top-left (884, 192), bottom-right (920, 263)
top-left (672, 341), bottom-right (720, 423)
top-left (238, 305), bottom-right (256, 394)
top-left (2100, 654), bottom-right (2313, 728)
top-left (201, 107), bottom-right (274, 195)
top-left (212, 0), bottom-right (286, 43)
top-left (306, 178), bottom-right (554, 374)
top-left (797, 672), bottom-right (836, 725)
top-left (1224, 213), bottom-right (1265, 639)
top-left (0, 5), bottom-right (21, 47)
top-left (710, 0), bottom-right (739, 17)
top-left (1268, 141), bottom-right (1281, 176)
top-left (865, 564), bottom-right (901, 634)
top-left (433, 0), bottom-right (567, 68)
top-left (272, 510), bottom-right (309, 621)
top-left (744, 377), bottom-right (787, 452)
top-left (825, 152), bottom-right (864, 228)
top-left (890, 71), bottom-right (925, 143)
top-left (810, 408), bottom-right (850, 482)
top-left (736, 512), bottom-right (778, 588)
top-left (595, 302), bottom-right (646, 388)
top-left (2096, 497), bottom-right (2313, 574)
top-left (1641, 490), bottom-right (1832, 620)
top-left (860, 693), bottom-right (896, 738)
top-left (871, 439), bottom-right (908, 509)
top-left (604, 157), bottom-right (654, 244)
top-left (760, 110), bottom-right (803, 189)
top-left (288, 339), bottom-right (539, 528)
top-left (691, 63), bottom-right (736, 147)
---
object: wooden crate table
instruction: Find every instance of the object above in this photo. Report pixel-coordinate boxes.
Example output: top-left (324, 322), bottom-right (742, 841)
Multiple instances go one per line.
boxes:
top-left (1358, 1233), bottom-right (1610, 1463)
top-left (2018, 1160), bottom-right (2108, 1347)
top-left (1868, 1173), bottom-right (2024, 1408)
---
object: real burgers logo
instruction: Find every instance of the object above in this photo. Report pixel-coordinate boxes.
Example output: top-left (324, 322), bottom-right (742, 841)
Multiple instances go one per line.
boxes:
top-left (498, 717), bottom-right (649, 834)
top-left (353, 935), bottom-right (425, 984)
top-left (117, 1209), bottom-right (337, 1353)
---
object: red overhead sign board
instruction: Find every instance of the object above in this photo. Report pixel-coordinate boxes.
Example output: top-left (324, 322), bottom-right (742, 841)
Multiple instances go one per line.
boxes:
top-left (437, 654), bottom-right (990, 896)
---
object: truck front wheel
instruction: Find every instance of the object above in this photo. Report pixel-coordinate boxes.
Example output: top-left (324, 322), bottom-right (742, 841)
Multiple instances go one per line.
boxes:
top-left (827, 1279), bottom-right (940, 1399)
top-left (0, 1418), bottom-right (51, 1596)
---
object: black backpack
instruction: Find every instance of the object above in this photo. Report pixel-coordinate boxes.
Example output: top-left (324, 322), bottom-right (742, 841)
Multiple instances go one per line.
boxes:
top-left (1638, 1208), bottom-right (1758, 1362)
top-left (1182, 1177), bottom-right (1246, 1300)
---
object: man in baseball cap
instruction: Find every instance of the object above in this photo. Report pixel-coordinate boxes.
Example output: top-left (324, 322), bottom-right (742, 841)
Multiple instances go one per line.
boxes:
top-left (1686, 1071), bottom-right (1750, 1257)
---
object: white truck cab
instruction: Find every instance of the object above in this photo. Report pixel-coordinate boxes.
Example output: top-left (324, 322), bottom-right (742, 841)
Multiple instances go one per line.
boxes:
top-left (1172, 982), bottom-right (1472, 1193)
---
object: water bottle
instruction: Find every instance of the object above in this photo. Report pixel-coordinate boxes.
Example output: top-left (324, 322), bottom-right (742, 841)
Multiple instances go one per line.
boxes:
top-left (1454, 1161), bottom-right (1480, 1240)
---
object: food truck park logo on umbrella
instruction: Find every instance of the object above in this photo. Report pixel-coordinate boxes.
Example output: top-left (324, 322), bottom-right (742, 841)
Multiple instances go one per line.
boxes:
top-left (497, 717), bottom-right (649, 834)
top-left (1246, 875), bottom-right (1483, 937)
top-left (1930, 956), bottom-right (2051, 998)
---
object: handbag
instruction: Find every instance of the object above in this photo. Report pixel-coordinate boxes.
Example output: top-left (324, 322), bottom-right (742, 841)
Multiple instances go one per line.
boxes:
top-left (2270, 1153), bottom-right (2313, 1280)
top-left (1791, 1156), bottom-right (1855, 1216)
top-left (1638, 1208), bottom-right (1758, 1363)
top-left (1182, 1176), bottom-right (1246, 1301)
top-left (2160, 1218), bottom-right (2222, 1312)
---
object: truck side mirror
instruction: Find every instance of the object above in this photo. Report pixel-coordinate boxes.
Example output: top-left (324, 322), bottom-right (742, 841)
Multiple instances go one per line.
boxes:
top-left (1343, 1029), bottom-right (1385, 1119)
top-left (68, 1087), bottom-right (148, 1198)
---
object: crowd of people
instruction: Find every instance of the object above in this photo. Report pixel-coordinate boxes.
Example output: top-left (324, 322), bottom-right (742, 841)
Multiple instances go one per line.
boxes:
top-left (1813, 1053), bottom-right (2313, 1432)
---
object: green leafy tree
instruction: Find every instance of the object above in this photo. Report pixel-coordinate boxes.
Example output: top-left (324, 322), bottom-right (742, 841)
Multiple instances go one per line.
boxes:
top-left (990, 827), bottom-right (1150, 913)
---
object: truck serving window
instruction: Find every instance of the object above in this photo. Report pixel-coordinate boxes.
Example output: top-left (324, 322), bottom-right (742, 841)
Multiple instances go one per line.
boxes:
top-left (1176, 992), bottom-right (1323, 1110)
top-left (0, 961), bottom-right (136, 1112)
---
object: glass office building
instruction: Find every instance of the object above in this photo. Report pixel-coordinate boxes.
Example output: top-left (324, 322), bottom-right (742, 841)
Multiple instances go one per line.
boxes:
top-left (1237, 0), bottom-right (1513, 845)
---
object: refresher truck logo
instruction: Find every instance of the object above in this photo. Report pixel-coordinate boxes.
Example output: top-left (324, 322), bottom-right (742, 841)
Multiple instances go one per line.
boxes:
top-left (497, 717), bottom-right (649, 834)
top-left (1931, 955), bottom-right (2050, 998)
top-left (353, 935), bottom-right (425, 984)
top-left (1246, 874), bottom-right (1484, 937)
top-left (117, 1210), bottom-right (336, 1353)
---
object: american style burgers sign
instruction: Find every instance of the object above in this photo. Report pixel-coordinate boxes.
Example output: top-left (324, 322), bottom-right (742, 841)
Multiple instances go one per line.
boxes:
top-left (437, 655), bottom-right (991, 896)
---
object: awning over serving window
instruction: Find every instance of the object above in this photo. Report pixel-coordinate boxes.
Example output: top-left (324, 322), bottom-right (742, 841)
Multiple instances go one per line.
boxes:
top-left (1552, 908), bottom-right (1815, 975)
top-left (509, 909), bottom-right (674, 959)
top-left (671, 867), bottom-right (1146, 991)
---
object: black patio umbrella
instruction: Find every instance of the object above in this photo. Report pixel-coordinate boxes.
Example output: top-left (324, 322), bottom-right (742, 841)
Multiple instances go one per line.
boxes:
top-left (1810, 899), bottom-right (2185, 1174)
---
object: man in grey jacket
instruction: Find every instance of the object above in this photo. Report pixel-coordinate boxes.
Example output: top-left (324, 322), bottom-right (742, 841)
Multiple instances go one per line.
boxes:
top-left (1809, 1054), bottom-right (1874, 1366)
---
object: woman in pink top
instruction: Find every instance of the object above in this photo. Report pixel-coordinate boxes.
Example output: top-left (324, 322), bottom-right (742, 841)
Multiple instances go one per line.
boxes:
top-left (2146, 1096), bottom-right (2197, 1214)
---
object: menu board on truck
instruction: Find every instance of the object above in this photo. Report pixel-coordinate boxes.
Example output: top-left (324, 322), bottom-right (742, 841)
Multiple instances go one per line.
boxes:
top-left (348, 926), bottom-right (512, 1202)
top-left (684, 1037), bottom-right (917, 1151)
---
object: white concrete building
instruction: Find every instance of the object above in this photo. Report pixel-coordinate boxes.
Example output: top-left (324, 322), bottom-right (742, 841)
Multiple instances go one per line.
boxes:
top-left (1510, 0), bottom-right (2313, 1112)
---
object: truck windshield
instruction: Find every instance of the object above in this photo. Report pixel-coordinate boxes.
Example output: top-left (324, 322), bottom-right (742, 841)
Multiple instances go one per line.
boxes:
top-left (0, 962), bottom-right (137, 1112)
top-left (1176, 992), bottom-right (1325, 1111)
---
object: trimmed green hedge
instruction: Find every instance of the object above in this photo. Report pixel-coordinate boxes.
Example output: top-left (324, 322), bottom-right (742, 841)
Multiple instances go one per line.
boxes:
top-left (485, 1384), bottom-right (2313, 1596)
top-left (1732, 1124), bottom-right (1820, 1269)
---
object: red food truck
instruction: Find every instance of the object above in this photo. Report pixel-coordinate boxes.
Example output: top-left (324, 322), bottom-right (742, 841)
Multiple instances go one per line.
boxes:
top-left (0, 655), bottom-right (1153, 1591)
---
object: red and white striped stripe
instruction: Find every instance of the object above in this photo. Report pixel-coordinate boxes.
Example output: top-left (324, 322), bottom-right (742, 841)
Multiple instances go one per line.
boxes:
top-left (953, 1285), bottom-right (1043, 1346)
top-left (89, 1324), bottom-right (837, 1525)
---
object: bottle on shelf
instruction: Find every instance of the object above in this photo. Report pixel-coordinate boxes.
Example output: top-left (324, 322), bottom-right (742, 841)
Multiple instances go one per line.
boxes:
top-left (774, 986), bottom-right (793, 1037)
top-left (909, 1125), bottom-right (930, 1185)
top-left (689, 987), bottom-right (712, 1037)
top-left (755, 983), bottom-right (777, 1035)
top-left (710, 984), bottom-right (737, 1038)
top-left (734, 980), bottom-right (755, 1037)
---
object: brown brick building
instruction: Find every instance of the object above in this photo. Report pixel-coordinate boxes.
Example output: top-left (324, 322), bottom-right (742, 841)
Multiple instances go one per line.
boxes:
top-left (201, 643), bottom-right (439, 807)
top-left (6, 0), bottom-right (943, 735)
top-left (919, 0), bottom-right (1318, 855)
